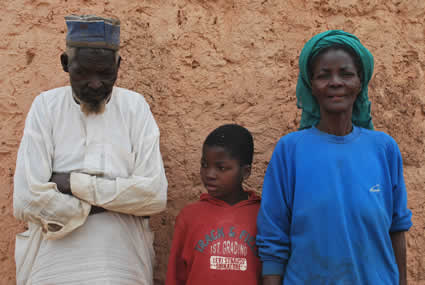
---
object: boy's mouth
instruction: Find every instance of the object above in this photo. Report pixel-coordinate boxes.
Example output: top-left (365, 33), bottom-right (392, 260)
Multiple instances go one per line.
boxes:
top-left (205, 184), bottom-right (218, 191)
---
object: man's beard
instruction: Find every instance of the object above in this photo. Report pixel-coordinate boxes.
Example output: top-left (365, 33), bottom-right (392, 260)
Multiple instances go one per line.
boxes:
top-left (72, 91), bottom-right (111, 116)
top-left (79, 99), bottom-right (107, 116)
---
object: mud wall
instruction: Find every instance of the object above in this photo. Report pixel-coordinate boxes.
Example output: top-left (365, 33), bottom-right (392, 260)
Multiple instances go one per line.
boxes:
top-left (1, 0), bottom-right (424, 284)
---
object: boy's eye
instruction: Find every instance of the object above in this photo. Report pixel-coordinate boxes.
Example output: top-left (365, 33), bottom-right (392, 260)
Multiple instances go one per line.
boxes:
top-left (217, 164), bottom-right (232, 171)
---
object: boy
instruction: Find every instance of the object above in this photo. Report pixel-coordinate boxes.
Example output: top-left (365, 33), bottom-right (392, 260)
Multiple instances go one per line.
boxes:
top-left (166, 124), bottom-right (261, 285)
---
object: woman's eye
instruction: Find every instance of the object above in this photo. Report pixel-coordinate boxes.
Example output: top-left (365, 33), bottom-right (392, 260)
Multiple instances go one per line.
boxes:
top-left (315, 73), bottom-right (329, 79)
top-left (342, 72), bottom-right (355, 77)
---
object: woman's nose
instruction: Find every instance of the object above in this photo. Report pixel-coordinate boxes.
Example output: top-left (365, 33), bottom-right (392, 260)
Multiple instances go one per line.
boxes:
top-left (329, 74), bottom-right (343, 86)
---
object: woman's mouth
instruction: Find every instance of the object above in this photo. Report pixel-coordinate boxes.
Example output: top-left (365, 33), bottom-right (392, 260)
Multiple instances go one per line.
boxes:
top-left (328, 95), bottom-right (345, 101)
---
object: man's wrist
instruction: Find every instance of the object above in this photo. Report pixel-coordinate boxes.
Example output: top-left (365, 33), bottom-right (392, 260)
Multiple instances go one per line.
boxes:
top-left (70, 172), bottom-right (94, 202)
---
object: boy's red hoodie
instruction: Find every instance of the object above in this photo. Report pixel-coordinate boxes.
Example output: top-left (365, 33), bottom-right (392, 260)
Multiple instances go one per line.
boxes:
top-left (166, 191), bottom-right (261, 285)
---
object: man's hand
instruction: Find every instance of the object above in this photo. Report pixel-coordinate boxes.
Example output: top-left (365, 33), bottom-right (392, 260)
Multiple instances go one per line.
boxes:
top-left (50, 172), bottom-right (72, 195)
top-left (90, 206), bottom-right (106, 215)
top-left (50, 172), bottom-right (107, 215)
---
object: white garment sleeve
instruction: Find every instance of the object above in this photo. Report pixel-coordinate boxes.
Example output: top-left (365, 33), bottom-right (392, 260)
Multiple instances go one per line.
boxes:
top-left (13, 95), bottom-right (91, 240)
top-left (70, 99), bottom-right (167, 216)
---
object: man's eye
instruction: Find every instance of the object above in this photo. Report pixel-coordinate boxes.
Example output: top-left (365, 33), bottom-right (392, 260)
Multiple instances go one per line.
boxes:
top-left (73, 69), bottom-right (85, 76)
top-left (218, 166), bottom-right (227, 171)
top-left (101, 71), bottom-right (115, 76)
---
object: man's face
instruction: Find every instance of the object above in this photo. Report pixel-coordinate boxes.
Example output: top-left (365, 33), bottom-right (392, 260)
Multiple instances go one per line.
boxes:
top-left (65, 48), bottom-right (119, 115)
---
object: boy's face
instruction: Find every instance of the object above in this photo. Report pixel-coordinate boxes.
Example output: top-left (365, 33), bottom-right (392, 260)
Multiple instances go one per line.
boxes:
top-left (200, 145), bottom-right (250, 204)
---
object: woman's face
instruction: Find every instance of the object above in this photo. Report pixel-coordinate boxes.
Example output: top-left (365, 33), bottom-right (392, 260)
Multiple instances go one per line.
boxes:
top-left (310, 48), bottom-right (361, 115)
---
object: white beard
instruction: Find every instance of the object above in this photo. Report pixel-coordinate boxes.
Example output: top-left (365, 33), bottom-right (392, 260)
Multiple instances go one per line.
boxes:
top-left (72, 92), bottom-right (110, 116)
top-left (79, 99), bottom-right (107, 116)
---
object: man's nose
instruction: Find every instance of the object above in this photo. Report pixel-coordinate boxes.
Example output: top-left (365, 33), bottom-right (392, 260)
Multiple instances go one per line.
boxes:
top-left (87, 79), bottom-right (102, 89)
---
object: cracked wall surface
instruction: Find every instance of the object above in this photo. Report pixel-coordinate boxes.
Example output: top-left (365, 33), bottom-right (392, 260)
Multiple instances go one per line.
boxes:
top-left (1, 0), bottom-right (425, 284)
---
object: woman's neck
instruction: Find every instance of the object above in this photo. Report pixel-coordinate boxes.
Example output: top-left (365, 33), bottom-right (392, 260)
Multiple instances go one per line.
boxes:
top-left (316, 111), bottom-right (353, 136)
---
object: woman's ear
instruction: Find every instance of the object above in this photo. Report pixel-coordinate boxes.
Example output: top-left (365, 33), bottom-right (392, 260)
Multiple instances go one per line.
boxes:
top-left (356, 78), bottom-right (362, 98)
top-left (356, 71), bottom-right (363, 96)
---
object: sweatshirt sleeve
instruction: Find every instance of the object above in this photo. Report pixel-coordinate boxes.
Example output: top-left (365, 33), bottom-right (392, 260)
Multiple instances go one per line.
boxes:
top-left (13, 95), bottom-right (91, 240)
top-left (165, 212), bottom-right (188, 285)
top-left (256, 139), bottom-right (292, 276)
top-left (70, 99), bottom-right (167, 216)
top-left (388, 139), bottom-right (412, 232)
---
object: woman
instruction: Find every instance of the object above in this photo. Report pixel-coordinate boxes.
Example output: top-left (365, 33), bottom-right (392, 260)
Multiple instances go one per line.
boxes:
top-left (257, 30), bottom-right (412, 285)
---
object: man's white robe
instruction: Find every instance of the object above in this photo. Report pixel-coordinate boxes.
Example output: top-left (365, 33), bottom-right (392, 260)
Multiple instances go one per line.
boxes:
top-left (14, 86), bottom-right (168, 285)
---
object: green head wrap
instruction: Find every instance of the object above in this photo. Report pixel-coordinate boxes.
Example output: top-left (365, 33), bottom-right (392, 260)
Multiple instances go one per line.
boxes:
top-left (296, 30), bottom-right (374, 130)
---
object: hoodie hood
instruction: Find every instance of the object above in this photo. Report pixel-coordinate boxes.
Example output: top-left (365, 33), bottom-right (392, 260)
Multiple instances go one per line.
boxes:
top-left (200, 190), bottom-right (261, 207)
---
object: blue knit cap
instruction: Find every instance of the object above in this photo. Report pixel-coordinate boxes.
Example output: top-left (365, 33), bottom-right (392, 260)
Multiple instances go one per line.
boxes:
top-left (65, 15), bottom-right (120, 51)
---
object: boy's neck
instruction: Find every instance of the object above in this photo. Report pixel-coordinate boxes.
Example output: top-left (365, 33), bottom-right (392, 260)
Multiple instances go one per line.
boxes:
top-left (222, 189), bottom-right (249, 205)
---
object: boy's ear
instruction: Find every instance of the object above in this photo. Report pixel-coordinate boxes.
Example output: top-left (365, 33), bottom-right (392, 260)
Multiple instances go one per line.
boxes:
top-left (241, 165), bottom-right (251, 181)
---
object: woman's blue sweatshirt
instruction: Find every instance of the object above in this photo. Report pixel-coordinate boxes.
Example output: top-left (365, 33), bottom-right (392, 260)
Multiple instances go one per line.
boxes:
top-left (257, 126), bottom-right (412, 284)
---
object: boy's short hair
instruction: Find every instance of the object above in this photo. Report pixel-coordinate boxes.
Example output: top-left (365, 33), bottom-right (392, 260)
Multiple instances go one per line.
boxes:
top-left (203, 124), bottom-right (254, 166)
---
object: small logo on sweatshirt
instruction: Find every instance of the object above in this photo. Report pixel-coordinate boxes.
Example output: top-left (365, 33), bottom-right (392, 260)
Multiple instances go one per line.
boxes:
top-left (369, 184), bottom-right (381, 193)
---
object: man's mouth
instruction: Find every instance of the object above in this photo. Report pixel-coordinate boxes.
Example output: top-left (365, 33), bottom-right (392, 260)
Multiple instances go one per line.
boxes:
top-left (83, 92), bottom-right (108, 101)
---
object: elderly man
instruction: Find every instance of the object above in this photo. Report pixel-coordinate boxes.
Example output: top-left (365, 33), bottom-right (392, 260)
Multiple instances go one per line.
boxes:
top-left (13, 15), bottom-right (167, 284)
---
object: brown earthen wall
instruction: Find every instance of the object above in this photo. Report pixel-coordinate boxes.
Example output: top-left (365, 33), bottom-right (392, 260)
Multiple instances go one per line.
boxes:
top-left (1, 0), bottom-right (424, 284)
